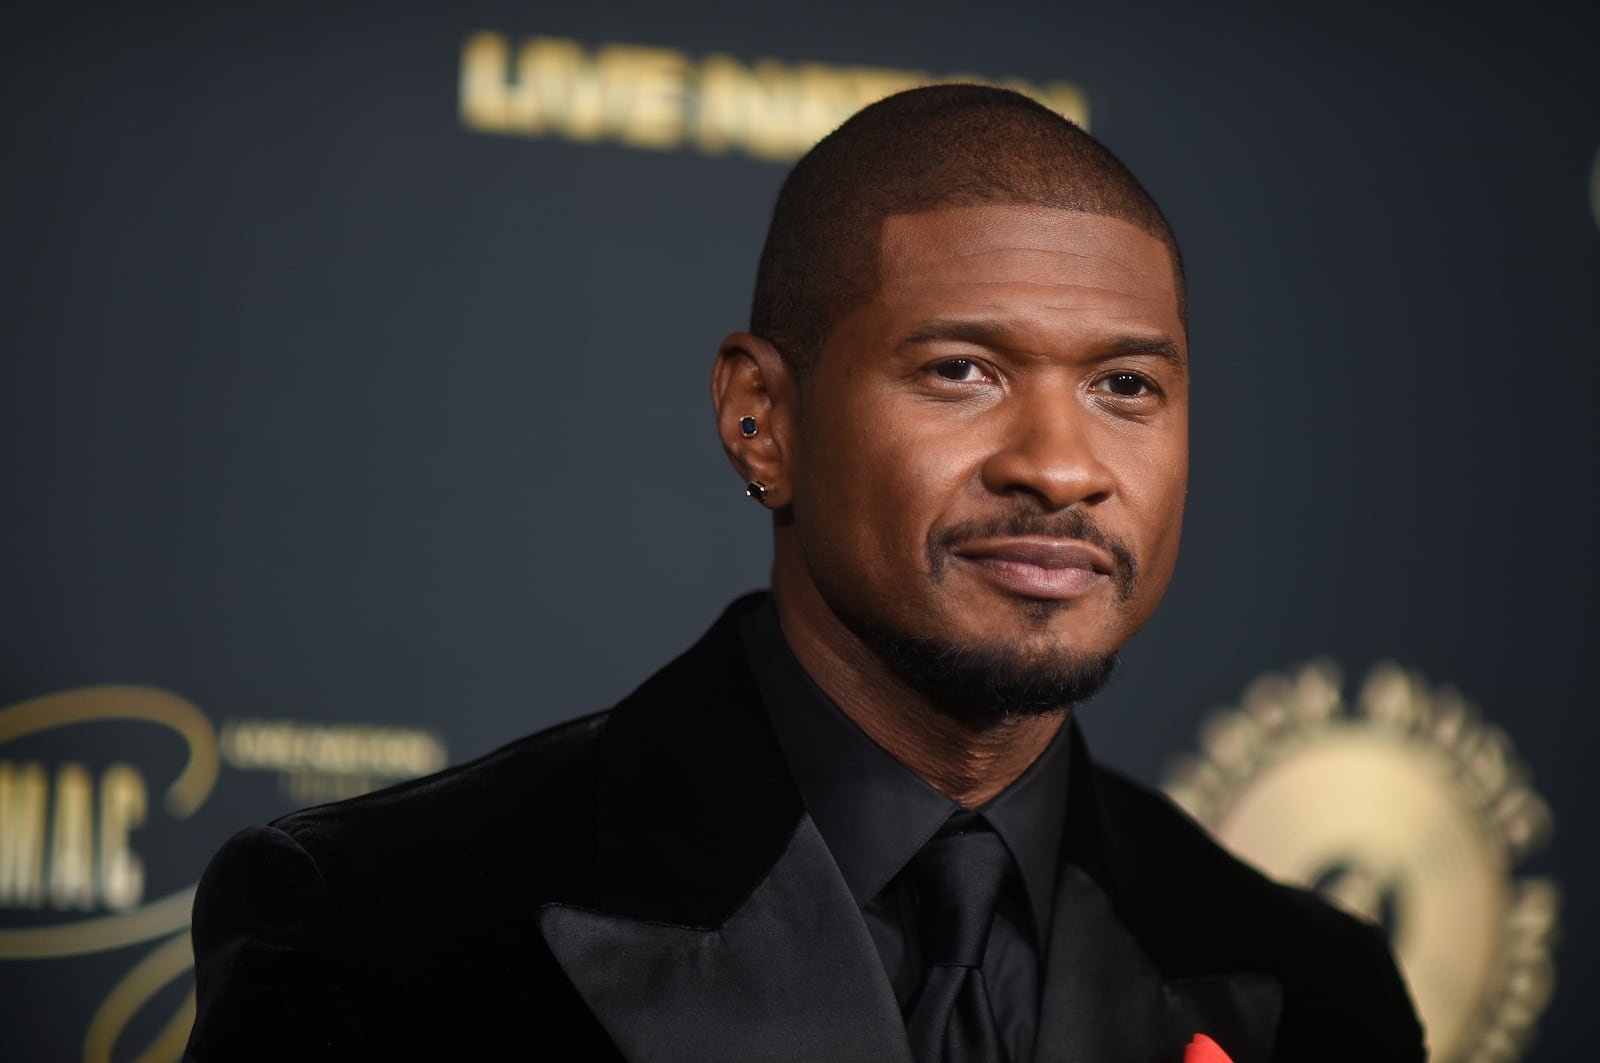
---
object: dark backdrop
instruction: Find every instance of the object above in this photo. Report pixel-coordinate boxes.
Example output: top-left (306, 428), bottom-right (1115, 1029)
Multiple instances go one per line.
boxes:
top-left (2, 3), bottom-right (1595, 1060)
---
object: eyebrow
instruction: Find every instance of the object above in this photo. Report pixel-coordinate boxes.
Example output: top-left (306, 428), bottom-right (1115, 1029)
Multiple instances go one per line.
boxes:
top-left (896, 319), bottom-right (1187, 369)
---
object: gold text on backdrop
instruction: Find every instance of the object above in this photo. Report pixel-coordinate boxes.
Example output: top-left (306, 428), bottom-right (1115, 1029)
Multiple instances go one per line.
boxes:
top-left (0, 687), bottom-right (215, 1062)
top-left (459, 33), bottom-right (1090, 160)
top-left (0, 687), bottom-right (447, 1063)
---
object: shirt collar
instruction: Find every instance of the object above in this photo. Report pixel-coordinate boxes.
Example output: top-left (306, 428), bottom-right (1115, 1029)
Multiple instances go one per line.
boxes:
top-left (740, 595), bottom-right (1070, 942)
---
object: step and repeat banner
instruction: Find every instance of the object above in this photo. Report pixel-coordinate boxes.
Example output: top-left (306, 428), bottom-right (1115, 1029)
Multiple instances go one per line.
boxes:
top-left (2, 3), bottom-right (1595, 1060)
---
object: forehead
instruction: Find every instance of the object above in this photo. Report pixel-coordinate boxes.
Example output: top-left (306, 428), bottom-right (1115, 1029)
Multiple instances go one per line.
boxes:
top-left (872, 205), bottom-right (1185, 343)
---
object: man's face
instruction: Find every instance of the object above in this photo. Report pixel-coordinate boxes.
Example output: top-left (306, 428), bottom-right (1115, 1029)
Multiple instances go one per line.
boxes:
top-left (785, 204), bottom-right (1188, 709)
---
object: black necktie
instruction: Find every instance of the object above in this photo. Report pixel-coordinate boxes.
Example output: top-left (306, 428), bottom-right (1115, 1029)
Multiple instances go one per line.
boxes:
top-left (904, 811), bottom-right (1015, 1063)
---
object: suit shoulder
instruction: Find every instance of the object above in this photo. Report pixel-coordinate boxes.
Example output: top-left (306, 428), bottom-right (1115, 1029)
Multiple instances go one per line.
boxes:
top-left (1092, 763), bottom-right (1369, 943)
top-left (268, 710), bottom-right (608, 895)
top-left (187, 714), bottom-right (614, 1059)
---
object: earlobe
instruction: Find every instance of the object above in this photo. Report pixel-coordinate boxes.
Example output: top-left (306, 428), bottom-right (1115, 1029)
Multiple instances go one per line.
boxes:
top-left (711, 332), bottom-right (794, 507)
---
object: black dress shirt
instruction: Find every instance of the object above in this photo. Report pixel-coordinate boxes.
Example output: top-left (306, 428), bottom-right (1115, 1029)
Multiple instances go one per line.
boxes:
top-left (741, 599), bottom-right (1071, 1063)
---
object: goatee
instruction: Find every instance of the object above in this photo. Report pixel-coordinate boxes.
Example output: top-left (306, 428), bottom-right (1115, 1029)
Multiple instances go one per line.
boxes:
top-left (850, 618), bottom-right (1118, 727)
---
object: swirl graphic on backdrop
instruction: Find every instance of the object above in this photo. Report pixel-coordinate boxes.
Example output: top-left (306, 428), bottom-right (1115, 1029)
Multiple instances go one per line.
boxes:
top-left (0, 687), bottom-right (448, 1062)
top-left (0, 686), bottom-right (215, 1063)
top-left (1164, 662), bottom-right (1559, 1062)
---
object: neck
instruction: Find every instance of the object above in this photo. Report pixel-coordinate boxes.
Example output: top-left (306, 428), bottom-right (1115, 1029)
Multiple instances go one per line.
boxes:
top-left (771, 573), bottom-right (1065, 809)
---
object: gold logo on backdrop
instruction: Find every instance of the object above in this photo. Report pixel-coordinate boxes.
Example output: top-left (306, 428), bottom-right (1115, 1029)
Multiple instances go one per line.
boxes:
top-left (0, 686), bottom-right (215, 1063)
top-left (0, 688), bottom-right (447, 1063)
top-left (1163, 662), bottom-right (1559, 1063)
top-left (459, 32), bottom-right (1090, 160)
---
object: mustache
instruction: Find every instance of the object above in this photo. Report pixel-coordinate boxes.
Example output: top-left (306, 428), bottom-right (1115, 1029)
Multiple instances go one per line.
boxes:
top-left (930, 506), bottom-right (1139, 600)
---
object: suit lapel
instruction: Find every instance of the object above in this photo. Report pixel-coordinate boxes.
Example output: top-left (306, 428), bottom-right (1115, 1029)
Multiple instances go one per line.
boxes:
top-left (1032, 863), bottom-right (1281, 1063)
top-left (540, 816), bottom-right (910, 1063)
top-left (1032, 724), bottom-right (1283, 1063)
top-left (535, 596), bottom-right (909, 1063)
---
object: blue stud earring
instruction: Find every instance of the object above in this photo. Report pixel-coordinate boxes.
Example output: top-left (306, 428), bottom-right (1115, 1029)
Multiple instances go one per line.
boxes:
top-left (739, 416), bottom-right (759, 438)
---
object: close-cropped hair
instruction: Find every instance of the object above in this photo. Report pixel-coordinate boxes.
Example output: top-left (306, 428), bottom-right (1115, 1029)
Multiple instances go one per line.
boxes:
top-left (750, 83), bottom-right (1186, 376)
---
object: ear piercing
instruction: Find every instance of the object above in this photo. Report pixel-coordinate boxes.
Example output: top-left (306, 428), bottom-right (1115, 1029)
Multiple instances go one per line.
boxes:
top-left (740, 419), bottom-right (768, 503)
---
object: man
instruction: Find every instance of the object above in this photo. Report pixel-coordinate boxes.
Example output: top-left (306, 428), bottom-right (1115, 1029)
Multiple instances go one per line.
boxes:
top-left (184, 86), bottom-right (1425, 1062)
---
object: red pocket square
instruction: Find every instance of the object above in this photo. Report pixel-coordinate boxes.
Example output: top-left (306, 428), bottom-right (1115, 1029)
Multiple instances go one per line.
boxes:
top-left (1184, 1033), bottom-right (1234, 1063)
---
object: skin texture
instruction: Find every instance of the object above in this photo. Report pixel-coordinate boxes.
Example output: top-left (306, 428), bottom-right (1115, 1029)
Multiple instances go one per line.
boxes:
top-left (713, 205), bottom-right (1189, 807)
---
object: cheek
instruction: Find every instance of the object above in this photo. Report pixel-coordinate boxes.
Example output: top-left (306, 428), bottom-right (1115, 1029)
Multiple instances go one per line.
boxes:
top-left (801, 399), bottom-right (981, 561)
top-left (874, 404), bottom-right (990, 512)
top-left (1109, 433), bottom-right (1188, 567)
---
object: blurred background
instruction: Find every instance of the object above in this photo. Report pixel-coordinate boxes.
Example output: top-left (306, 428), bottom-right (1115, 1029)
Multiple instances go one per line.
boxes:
top-left (1, 2), bottom-right (1595, 1060)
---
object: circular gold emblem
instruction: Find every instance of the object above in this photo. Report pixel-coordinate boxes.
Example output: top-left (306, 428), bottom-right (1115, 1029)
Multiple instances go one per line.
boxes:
top-left (1163, 661), bottom-right (1559, 1062)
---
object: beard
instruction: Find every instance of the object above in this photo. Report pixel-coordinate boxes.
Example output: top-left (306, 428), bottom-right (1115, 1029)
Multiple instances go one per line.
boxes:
top-left (801, 500), bottom-right (1138, 726)
top-left (845, 611), bottom-right (1119, 727)
top-left (826, 504), bottom-right (1134, 726)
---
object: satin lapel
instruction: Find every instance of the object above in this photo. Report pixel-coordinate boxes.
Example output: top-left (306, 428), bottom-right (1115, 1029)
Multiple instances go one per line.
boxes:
top-left (539, 815), bottom-right (911, 1063)
top-left (1032, 865), bottom-right (1282, 1063)
top-left (537, 597), bottom-right (908, 1062)
top-left (1033, 723), bottom-right (1283, 1063)
top-left (589, 595), bottom-right (806, 929)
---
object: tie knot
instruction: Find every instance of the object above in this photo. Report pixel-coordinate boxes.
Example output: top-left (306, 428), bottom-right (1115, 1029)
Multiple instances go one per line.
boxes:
top-left (906, 811), bottom-right (1016, 968)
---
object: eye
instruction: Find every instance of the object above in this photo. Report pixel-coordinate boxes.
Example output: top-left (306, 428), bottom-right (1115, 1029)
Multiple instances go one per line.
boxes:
top-left (932, 359), bottom-right (986, 382)
top-left (1095, 371), bottom-right (1153, 398)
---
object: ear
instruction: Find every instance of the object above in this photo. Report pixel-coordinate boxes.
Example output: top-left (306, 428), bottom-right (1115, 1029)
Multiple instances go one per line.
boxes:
top-left (710, 331), bottom-right (796, 509)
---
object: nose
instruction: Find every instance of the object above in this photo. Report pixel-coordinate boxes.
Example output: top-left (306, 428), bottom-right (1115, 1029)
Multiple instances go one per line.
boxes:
top-left (979, 389), bottom-right (1116, 509)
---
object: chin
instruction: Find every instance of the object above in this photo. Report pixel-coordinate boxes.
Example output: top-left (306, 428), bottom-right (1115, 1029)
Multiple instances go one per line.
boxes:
top-left (847, 604), bottom-right (1123, 723)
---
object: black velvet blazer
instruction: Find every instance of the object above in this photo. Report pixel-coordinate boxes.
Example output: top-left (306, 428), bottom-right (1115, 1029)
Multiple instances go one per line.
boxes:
top-left (183, 596), bottom-right (1426, 1063)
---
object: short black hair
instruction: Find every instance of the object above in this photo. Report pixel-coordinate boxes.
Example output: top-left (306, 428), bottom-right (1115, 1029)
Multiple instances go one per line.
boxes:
top-left (750, 84), bottom-right (1185, 375)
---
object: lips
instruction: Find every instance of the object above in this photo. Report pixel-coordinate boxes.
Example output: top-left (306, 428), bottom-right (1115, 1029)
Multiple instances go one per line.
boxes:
top-left (950, 537), bottom-right (1115, 599)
